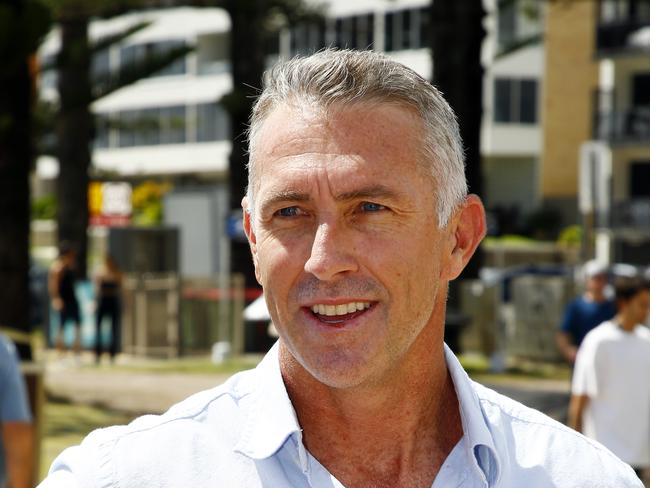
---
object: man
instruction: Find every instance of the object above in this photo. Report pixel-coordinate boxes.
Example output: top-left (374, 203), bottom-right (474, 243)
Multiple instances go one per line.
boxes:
top-left (556, 260), bottom-right (616, 364)
top-left (0, 333), bottom-right (34, 488)
top-left (570, 279), bottom-right (650, 481)
top-left (40, 50), bottom-right (640, 487)
top-left (48, 242), bottom-right (81, 354)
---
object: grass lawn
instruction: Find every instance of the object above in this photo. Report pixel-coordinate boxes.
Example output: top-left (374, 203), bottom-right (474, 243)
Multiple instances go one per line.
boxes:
top-left (40, 398), bottom-right (136, 482)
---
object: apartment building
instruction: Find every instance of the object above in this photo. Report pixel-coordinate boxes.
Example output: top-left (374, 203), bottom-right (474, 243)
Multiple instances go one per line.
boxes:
top-left (37, 0), bottom-right (545, 233)
top-left (543, 0), bottom-right (650, 262)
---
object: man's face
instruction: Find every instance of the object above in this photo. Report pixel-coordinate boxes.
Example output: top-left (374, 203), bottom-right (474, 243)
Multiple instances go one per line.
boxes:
top-left (626, 289), bottom-right (650, 325)
top-left (245, 103), bottom-right (461, 389)
top-left (586, 273), bottom-right (608, 295)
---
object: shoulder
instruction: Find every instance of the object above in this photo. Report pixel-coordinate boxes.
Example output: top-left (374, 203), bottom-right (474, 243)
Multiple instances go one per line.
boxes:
top-left (44, 368), bottom-right (259, 485)
top-left (0, 334), bottom-right (19, 366)
top-left (472, 381), bottom-right (641, 486)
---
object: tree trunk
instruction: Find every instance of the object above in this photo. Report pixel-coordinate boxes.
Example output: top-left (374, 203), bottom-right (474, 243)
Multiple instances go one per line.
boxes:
top-left (224, 0), bottom-right (266, 289)
top-left (56, 14), bottom-right (93, 279)
top-left (0, 17), bottom-right (33, 360)
top-left (431, 0), bottom-right (485, 280)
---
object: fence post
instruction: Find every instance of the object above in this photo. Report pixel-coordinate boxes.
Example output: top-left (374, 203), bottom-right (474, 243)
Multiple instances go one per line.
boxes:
top-left (231, 273), bottom-right (245, 356)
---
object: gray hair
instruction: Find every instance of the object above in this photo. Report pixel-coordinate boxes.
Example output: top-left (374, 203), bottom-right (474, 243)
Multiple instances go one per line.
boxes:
top-left (247, 49), bottom-right (467, 227)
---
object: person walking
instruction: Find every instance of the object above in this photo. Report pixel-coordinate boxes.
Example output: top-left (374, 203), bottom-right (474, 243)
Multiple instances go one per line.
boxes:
top-left (48, 242), bottom-right (81, 355)
top-left (94, 254), bottom-right (123, 363)
top-left (556, 260), bottom-right (616, 364)
top-left (0, 333), bottom-right (34, 488)
top-left (570, 278), bottom-right (650, 481)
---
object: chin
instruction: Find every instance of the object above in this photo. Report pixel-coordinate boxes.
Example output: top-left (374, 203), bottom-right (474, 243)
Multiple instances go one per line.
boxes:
top-left (297, 347), bottom-right (385, 390)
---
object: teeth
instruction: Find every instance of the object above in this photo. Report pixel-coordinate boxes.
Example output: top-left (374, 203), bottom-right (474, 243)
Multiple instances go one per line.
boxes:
top-left (311, 302), bottom-right (371, 316)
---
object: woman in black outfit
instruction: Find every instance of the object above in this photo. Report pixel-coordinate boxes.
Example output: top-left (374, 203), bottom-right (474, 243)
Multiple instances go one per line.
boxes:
top-left (94, 254), bottom-right (123, 363)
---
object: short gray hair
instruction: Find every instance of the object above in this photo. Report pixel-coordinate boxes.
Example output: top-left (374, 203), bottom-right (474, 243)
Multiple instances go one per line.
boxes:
top-left (247, 49), bottom-right (467, 227)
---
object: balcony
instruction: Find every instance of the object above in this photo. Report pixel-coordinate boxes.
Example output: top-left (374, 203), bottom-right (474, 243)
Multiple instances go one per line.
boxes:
top-left (596, 0), bottom-right (650, 53)
top-left (593, 105), bottom-right (650, 144)
top-left (611, 199), bottom-right (650, 229)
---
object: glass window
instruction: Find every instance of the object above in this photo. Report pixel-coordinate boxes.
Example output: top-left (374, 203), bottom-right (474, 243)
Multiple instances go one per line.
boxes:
top-left (160, 106), bottom-right (186, 144)
top-left (498, 1), bottom-right (516, 48)
top-left (118, 111), bottom-right (136, 148)
top-left (402, 9), bottom-right (412, 50)
top-left (494, 78), bottom-right (538, 124)
top-left (197, 103), bottom-right (230, 142)
top-left (134, 108), bottom-right (160, 146)
top-left (152, 41), bottom-right (186, 76)
top-left (92, 48), bottom-right (110, 79)
top-left (418, 7), bottom-right (431, 49)
top-left (94, 114), bottom-right (110, 149)
top-left (385, 12), bottom-right (395, 51)
top-left (356, 14), bottom-right (374, 49)
top-left (494, 79), bottom-right (513, 123)
top-left (519, 79), bottom-right (537, 123)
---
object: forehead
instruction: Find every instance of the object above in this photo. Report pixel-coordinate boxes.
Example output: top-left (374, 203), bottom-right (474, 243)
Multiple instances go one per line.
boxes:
top-left (251, 102), bottom-right (430, 190)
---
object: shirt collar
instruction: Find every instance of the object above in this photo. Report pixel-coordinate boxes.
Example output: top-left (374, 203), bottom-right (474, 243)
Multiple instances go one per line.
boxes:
top-left (235, 341), bottom-right (501, 486)
top-left (444, 344), bottom-right (501, 487)
top-left (234, 342), bottom-right (305, 464)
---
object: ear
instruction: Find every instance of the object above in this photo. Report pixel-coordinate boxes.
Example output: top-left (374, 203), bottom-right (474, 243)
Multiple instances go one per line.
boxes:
top-left (242, 196), bottom-right (262, 284)
top-left (442, 194), bottom-right (486, 281)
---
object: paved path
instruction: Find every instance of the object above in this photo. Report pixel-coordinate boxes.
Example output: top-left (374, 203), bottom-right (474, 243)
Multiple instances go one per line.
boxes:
top-left (44, 357), bottom-right (570, 419)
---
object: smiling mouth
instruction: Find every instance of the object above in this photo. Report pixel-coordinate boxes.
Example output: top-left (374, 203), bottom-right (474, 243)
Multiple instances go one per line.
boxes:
top-left (308, 301), bottom-right (373, 325)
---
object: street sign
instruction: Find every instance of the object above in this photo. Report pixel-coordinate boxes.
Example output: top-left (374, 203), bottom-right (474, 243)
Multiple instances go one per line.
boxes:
top-left (89, 181), bottom-right (132, 227)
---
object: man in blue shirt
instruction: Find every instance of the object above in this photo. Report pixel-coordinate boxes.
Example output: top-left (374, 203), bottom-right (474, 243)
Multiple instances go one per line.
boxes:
top-left (557, 260), bottom-right (616, 364)
top-left (0, 333), bottom-right (33, 488)
top-left (40, 50), bottom-right (641, 487)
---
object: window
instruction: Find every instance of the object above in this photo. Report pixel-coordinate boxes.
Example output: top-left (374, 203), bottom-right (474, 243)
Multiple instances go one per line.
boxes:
top-left (494, 78), bottom-right (538, 124)
top-left (498, 1), bottom-right (516, 48)
top-left (497, 0), bottom-right (542, 50)
top-left (120, 41), bottom-right (186, 79)
top-left (92, 48), bottom-right (110, 79)
top-left (116, 106), bottom-right (186, 147)
top-left (94, 114), bottom-right (110, 149)
top-left (153, 41), bottom-right (186, 76)
top-left (160, 106), bottom-right (186, 144)
top-left (197, 103), bottom-right (229, 142)
top-left (290, 20), bottom-right (326, 56)
top-left (384, 8), bottom-right (430, 52)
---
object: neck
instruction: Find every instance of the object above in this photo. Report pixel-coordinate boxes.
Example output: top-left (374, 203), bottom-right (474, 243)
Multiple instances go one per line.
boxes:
top-left (280, 309), bottom-right (462, 486)
top-left (616, 313), bottom-right (637, 332)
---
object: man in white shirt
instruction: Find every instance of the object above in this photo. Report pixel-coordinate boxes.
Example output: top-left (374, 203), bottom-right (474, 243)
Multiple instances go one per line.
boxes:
top-left (40, 49), bottom-right (641, 487)
top-left (570, 278), bottom-right (650, 480)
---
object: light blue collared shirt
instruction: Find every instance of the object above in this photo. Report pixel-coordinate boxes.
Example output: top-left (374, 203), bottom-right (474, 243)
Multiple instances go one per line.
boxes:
top-left (40, 343), bottom-right (641, 487)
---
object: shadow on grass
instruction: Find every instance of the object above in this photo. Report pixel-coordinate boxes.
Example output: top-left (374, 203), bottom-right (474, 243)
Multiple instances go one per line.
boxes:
top-left (41, 394), bottom-right (137, 481)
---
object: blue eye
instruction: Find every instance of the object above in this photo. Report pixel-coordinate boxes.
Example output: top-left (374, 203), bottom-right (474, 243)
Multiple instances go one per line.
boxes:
top-left (360, 202), bottom-right (386, 212)
top-left (276, 207), bottom-right (301, 217)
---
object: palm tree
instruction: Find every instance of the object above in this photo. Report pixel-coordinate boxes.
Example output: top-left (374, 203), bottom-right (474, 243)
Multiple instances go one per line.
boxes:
top-left (43, 2), bottom-right (192, 279)
top-left (431, 0), bottom-right (486, 279)
top-left (0, 0), bottom-right (51, 358)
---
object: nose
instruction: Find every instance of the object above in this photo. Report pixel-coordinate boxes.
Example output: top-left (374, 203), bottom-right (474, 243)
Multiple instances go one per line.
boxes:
top-left (304, 221), bottom-right (358, 281)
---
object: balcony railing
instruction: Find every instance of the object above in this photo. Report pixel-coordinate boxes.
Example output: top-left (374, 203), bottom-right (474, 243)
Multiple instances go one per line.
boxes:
top-left (593, 106), bottom-right (650, 144)
top-left (611, 200), bottom-right (650, 229)
top-left (596, 21), bottom-right (648, 52)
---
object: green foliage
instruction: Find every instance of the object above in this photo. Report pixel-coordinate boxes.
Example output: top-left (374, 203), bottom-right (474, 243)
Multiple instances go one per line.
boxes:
top-left (131, 180), bottom-right (172, 226)
top-left (557, 225), bottom-right (582, 248)
top-left (32, 194), bottom-right (58, 220)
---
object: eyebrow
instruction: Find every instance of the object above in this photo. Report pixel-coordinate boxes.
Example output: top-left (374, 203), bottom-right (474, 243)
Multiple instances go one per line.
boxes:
top-left (259, 184), bottom-right (403, 212)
